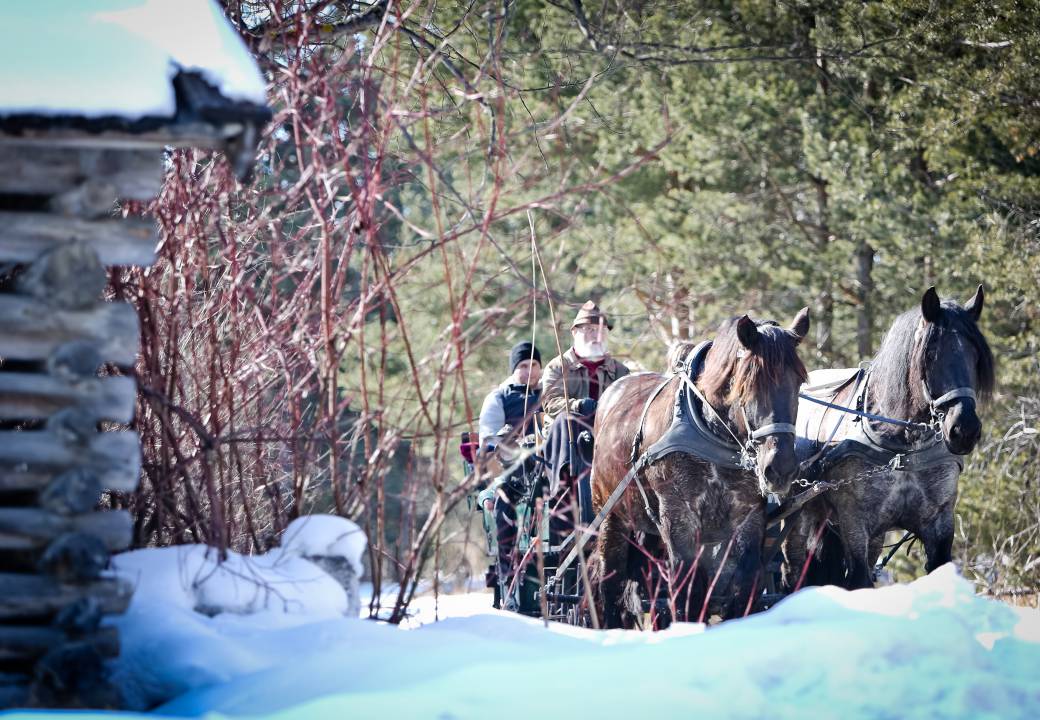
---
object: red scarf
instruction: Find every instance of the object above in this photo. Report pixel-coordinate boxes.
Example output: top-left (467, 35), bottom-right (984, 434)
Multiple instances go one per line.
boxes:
top-left (579, 358), bottom-right (605, 400)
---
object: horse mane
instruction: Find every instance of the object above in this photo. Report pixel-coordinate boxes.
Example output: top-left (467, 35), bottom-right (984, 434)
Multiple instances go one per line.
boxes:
top-left (699, 317), bottom-right (808, 408)
top-left (872, 300), bottom-right (995, 417)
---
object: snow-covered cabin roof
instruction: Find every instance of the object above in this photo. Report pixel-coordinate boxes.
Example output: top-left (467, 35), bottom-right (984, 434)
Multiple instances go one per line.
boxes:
top-left (0, 0), bottom-right (270, 176)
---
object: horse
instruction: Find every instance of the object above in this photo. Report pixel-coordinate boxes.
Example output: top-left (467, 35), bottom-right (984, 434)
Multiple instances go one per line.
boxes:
top-left (591, 309), bottom-right (810, 628)
top-left (784, 286), bottom-right (994, 590)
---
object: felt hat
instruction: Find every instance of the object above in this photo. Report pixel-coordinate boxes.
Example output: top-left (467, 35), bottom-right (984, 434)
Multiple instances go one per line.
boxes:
top-left (570, 300), bottom-right (613, 330)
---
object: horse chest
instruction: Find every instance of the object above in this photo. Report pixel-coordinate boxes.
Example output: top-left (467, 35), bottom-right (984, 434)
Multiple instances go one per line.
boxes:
top-left (696, 485), bottom-right (753, 542)
top-left (869, 467), bottom-right (959, 533)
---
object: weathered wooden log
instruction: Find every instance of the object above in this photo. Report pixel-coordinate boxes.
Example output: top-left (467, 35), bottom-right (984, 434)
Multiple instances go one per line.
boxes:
top-left (0, 673), bottom-right (30, 688)
top-left (0, 213), bottom-right (157, 266)
top-left (0, 627), bottom-right (63, 663)
top-left (0, 509), bottom-right (132, 552)
top-left (38, 469), bottom-right (103, 516)
top-left (0, 294), bottom-right (138, 364)
top-left (0, 681), bottom-right (29, 710)
top-left (0, 573), bottom-right (131, 622)
top-left (0, 146), bottom-right (162, 202)
top-left (15, 241), bottom-right (105, 311)
top-left (0, 373), bottom-right (134, 423)
top-left (30, 641), bottom-right (123, 709)
top-left (0, 626), bottom-right (119, 662)
top-left (0, 431), bottom-right (140, 493)
top-left (0, 124), bottom-right (233, 153)
top-left (38, 533), bottom-right (111, 582)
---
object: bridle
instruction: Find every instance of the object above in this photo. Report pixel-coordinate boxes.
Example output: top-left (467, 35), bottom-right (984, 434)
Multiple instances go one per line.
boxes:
top-left (916, 321), bottom-right (979, 444)
top-left (921, 382), bottom-right (977, 442)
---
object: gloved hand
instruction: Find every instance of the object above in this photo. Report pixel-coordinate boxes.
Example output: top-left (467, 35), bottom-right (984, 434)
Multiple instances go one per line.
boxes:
top-left (576, 397), bottom-right (598, 417)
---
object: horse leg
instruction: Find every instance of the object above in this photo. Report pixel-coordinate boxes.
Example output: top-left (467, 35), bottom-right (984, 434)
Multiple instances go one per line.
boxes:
top-left (656, 494), bottom-right (704, 622)
top-left (837, 520), bottom-right (874, 589)
top-left (716, 505), bottom-right (766, 619)
top-left (918, 504), bottom-right (955, 573)
top-left (596, 513), bottom-right (632, 629)
top-left (781, 509), bottom-right (814, 592)
top-left (631, 533), bottom-right (671, 628)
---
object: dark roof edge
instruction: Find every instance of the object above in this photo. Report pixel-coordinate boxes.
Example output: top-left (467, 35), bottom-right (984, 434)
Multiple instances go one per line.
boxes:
top-left (0, 71), bottom-right (271, 180)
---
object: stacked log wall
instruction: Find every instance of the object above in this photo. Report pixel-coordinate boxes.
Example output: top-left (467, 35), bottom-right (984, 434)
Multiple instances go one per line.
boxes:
top-left (0, 143), bottom-right (159, 708)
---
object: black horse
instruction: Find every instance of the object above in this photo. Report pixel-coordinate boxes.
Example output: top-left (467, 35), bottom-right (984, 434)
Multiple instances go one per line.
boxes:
top-left (785, 286), bottom-right (994, 589)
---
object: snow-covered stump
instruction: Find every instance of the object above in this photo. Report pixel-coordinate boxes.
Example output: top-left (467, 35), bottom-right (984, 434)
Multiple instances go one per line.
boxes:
top-left (280, 516), bottom-right (367, 619)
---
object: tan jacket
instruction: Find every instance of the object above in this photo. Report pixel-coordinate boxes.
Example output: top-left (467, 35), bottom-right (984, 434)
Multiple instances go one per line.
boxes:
top-left (540, 348), bottom-right (630, 428)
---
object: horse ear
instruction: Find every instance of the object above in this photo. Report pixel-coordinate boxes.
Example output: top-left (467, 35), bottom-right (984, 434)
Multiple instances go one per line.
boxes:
top-left (736, 315), bottom-right (759, 351)
top-left (788, 306), bottom-right (810, 343)
top-left (921, 286), bottom-right (942, 323)
top-left (964, 284), bottom-right (984, 322)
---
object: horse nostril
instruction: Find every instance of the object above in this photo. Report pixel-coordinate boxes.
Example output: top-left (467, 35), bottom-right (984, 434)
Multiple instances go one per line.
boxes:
top-left (947, 417), bottom-right (982, 453)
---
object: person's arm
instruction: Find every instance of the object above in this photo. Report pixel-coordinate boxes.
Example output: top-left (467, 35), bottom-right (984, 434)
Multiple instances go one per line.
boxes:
top-left (541, 360), bottom-right (584, 420)
top-left (478, 390), bottom-right (505, 447)
top-left (615, 361), bottom-right (630, 381)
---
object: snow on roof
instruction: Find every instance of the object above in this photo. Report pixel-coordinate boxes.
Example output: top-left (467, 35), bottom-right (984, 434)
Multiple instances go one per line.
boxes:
top-left (0, 0), bottom-right (267, 122)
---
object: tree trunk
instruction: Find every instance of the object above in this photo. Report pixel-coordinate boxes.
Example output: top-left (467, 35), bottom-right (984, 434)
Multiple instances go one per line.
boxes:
top-left (813, 176), bottom-right (833, 356)
top-left (856, 240), bottom-right (874, 359)
top-left (811, 17), bottom-right (833, 357)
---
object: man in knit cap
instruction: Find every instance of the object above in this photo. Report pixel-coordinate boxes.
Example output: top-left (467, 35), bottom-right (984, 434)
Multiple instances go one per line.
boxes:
top-left (475, 340), bottom-right (543, 608)
top-left (477, 340), bottom-right (543, 448)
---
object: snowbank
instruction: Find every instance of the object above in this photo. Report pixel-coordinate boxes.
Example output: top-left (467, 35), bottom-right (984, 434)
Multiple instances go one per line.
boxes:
top-left (9, 563), bottom-right (1038, 719)
top-left (0, 0), bottom-right (266, 120)
top-left (157, 565), bottom-right (1040, 719)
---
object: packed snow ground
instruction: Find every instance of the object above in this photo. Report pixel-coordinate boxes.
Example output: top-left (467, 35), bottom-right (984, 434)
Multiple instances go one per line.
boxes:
top-left (4, 516), bottom-right (1039, 719)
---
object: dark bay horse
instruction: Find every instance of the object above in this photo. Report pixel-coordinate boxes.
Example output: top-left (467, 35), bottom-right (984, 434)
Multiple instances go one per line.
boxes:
top-left (785, 286), bottom-right (994, 589)
top-left (592, 309), bottom-right (809, 627)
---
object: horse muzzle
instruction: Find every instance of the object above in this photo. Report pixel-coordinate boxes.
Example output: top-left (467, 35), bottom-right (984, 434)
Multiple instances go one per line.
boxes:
top-left (942, 402), bottom-right (982, 455)
top-left (758, 438), bottom-right (799, 496)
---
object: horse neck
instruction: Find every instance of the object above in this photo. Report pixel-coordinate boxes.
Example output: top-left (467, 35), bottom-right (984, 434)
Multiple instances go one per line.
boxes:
top-left (865, 342), bottom-right (931, 442)
top-left (692, 376), bottom-right (741, 438)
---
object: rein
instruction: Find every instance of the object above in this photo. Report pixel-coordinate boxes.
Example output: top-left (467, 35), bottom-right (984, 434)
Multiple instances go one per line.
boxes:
top-left (799, 365), bottom-right (977, 446)
top-left (798, 392), bottom-right (929, 431)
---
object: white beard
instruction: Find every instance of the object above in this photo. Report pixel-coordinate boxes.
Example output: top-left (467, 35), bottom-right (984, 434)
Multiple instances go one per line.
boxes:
top-left (574, 337), bottom-right (606, 361)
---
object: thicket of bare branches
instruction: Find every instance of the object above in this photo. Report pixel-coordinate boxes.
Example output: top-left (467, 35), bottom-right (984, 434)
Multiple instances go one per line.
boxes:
top-left (107, 0), bottom-right (1040, 619)
top-left (111, 0), bottom-right (657, 620)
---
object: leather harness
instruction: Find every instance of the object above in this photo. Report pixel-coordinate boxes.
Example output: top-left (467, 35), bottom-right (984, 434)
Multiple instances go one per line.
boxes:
top-left (796, 366), bottom-right (965, 481)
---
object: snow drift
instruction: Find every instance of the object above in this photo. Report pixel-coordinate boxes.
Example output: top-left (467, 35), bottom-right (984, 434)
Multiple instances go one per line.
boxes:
top-left (4, 536), bottom-right (1037, 719)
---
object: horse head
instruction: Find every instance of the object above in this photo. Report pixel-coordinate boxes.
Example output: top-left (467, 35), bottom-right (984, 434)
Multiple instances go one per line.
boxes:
top-left (916, 285), bottom-right (994, 455)
top-left (701, 307), bottom-right (810, 496)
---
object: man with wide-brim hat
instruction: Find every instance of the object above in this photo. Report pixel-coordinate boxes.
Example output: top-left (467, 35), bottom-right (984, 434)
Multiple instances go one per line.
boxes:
top-left (540, 300), bottom-right (628, 427)
top-left (540, 301), bottom-right (629, 535)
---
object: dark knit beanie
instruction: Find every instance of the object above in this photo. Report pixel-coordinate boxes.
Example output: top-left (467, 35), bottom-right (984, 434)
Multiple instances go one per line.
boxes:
top-left (509, 341), bottom-right (542, 373)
